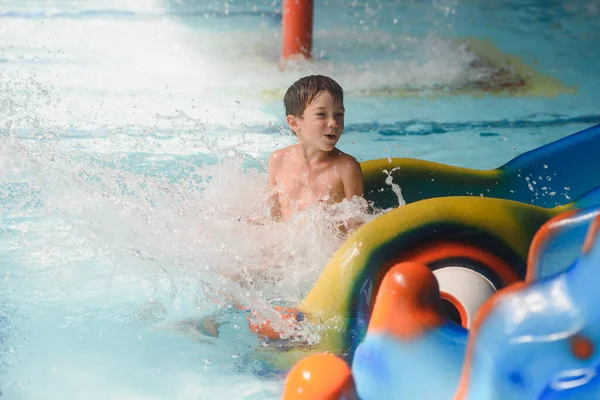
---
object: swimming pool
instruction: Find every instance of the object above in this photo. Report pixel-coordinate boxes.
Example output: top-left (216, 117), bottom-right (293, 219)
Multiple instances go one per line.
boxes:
top-left (1, 0), bottom-right (599, 398)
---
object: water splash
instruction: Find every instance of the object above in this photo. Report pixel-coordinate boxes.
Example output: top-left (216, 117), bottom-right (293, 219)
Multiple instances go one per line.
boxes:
top-left (383, 167), bottom-right (407, 207)
top-left (0, 125), bottom-right (377, 337)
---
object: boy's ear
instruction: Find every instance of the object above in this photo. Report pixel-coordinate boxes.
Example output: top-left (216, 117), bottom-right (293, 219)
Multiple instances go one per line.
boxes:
top-left (286, 115), bottom-right (300, 134)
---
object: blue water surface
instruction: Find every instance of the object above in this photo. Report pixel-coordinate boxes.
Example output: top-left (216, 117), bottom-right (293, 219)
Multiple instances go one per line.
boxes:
top-left (1, 0), bottom-right (599, 398)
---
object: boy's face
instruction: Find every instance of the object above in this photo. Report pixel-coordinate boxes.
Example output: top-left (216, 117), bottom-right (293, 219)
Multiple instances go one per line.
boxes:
top-left (287, 91), bottom-right (345, 152)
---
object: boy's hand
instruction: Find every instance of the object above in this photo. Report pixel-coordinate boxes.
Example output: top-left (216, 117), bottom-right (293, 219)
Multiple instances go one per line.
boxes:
top-left (337, 218), bottom-right (364, 235)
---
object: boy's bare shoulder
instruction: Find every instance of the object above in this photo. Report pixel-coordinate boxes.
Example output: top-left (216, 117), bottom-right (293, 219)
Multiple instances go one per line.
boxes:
top-left (269, 145), bottom-right (296, 163)
top-left (268, 146), bottom-right (291, 168)
top-left (334, 150), bottom-right (362, 171)
top-left (268, 146), bottom-right (298, 184)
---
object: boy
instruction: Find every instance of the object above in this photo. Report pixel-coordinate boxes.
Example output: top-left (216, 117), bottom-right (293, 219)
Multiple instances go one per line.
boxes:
top-left (267, 75), bottom-right (364, 221)
top-left (199, 76), bottom-right (364, 338)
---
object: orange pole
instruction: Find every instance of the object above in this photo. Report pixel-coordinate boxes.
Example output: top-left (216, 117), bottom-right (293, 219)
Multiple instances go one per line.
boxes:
top-left (281, 0), bottom-right (313, 61)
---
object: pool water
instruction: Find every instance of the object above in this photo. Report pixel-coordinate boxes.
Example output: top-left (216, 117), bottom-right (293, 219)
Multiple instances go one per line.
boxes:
top-left (1, 0), bottom-right (599, 398)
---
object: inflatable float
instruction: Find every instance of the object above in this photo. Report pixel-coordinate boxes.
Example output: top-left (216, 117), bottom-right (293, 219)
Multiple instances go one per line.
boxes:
top-left (246, 124), bottom-right (600, 398)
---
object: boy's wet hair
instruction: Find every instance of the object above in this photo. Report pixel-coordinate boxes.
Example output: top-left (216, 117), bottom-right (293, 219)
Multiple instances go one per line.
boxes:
top-left (284, 75), bottom-right (344, 117)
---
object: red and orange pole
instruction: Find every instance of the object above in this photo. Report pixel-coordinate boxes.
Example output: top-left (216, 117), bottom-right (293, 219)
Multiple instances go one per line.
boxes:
top-left (280, 0), bottom-right (314, 68)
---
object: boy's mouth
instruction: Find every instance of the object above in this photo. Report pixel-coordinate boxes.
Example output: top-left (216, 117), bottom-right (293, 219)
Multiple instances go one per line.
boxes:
top-left (324, 134), bottom-right (337, 140)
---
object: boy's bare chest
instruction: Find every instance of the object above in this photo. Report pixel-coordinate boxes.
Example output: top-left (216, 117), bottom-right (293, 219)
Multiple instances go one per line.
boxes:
top-left (278, 166), bottom-right (344, 203)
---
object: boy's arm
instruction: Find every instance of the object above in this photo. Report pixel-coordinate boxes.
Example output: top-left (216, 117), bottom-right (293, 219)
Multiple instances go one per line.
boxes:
top-left (266, 153), bottom-right (282, 221)
top-left (338, 156), bottom-right (366, 233)
top-left (341, 156), bottom-right (365, 200)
